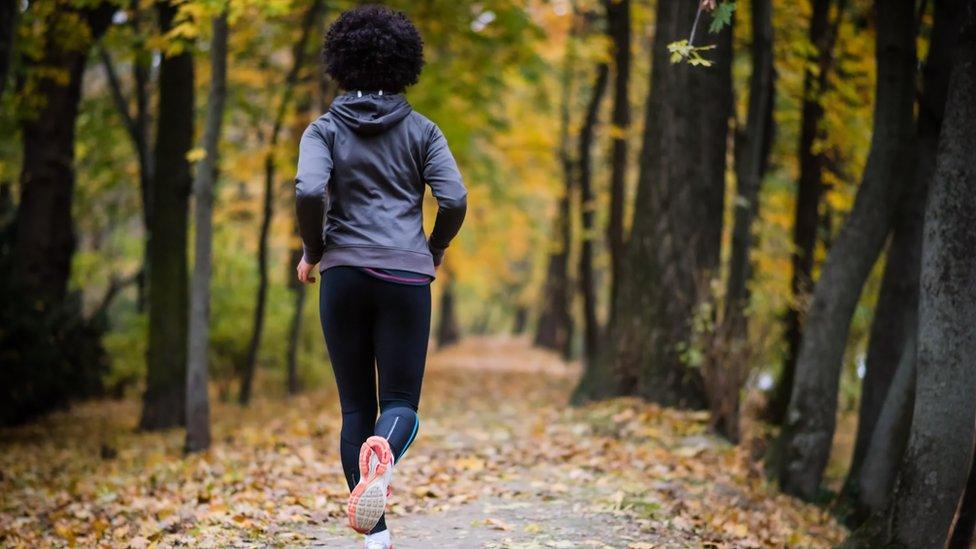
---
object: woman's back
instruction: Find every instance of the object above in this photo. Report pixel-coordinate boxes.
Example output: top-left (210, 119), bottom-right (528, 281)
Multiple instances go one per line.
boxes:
top-left (296, 91), bottom-right (466, 277)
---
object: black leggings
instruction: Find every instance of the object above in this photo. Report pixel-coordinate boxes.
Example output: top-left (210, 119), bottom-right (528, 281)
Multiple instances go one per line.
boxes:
top-left (319, 266), bottom-right (431, 533)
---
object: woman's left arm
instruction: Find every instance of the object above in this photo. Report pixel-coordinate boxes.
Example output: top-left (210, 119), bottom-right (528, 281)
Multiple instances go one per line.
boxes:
top-left (295, 122), bottom-right (333, 280)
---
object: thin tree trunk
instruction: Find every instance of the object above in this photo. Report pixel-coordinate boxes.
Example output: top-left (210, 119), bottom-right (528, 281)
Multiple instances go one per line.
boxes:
top-left (12, 5), bottom-right (114, 309)
top-left (854, 328), bottom-right (916, 518)
top-left (133, 11), bottom-right (153, 311)
top-left (98, 7), bottom-right (154, 312)
top-left (239, 0), bottom-right (325, 405)
top-left (702, 0), bottom-right (774, 444)
top-left (851, 12), bottom-right (976, 542)
top-left (286, 249), bottom-right (306, 396)
top-left (437, 278), bottom-right (460, 348)
top-left (0, 0), bottom-right (17, 99)
top-left (768, 0), bottom-right (847, 425)
top-left (777, 0), bottom-right (918, 500)
top-left (572, 60), bottom-right (611, 404)
top-left (140, 1), bottom-right (195, 431)
top-left (535, 13), bottom-right (577, 357)
top-left (576, 62), bottom-right (608, 366)
top-left (186, 11), bottom-right (228, 454)
top-left (604, 0), bottom-right (630, 322)
top-left (725, 0), bottom-right (774, 336)
top-left (845, 0), bottom-right (958, 498)
top-left (598, 0), bottom-right (732, 408)
top-left (512, 306), bottom-right (528, 335)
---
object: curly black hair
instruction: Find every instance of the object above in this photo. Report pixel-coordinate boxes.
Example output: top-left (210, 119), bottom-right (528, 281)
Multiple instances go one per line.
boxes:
top-left (323, 5), bottom-right (425, 93)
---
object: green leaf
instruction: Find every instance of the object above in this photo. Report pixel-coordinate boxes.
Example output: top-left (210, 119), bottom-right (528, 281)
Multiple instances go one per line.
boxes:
top-left (708, 2), bottom-right (736, 33)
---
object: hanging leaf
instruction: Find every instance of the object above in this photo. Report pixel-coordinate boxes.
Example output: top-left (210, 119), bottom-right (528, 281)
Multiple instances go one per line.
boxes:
top-left (667, 40), bottom-right (715, 66)
top-left (708, 2), bottom-right (736, 34)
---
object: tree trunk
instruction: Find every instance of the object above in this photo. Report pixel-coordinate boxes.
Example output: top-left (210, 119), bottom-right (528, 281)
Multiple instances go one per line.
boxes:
top-left (768, 0), bottom-right (847, 426)
top-left (238, 0), bottom-right (325, 405)
top-left (185, 11), bottom-right (228, 454)
top-left (535, 17), bottom-right (577, 358)
top-left (285, 248), bottom-right (305, 395)
top-left (853, 11), bottom-right (976, 543)
top-left (534, 201), bottom-right (574, 357)
top-left (576, 62), bottom-right (608, 366)
top-left (572, 60), bottom-right (612, 403)
top-left (597, 0), bottom-right (732, 408)
top-left (604, 0), bottom-right (630, 323)
top-left (140, 1), bottom-right (195, 431)
top-left (0, 0), bottom-right (17, 99)
top-left (845, 0), bottom-right (959, 498)
top-left (725, 0), bottom-right (774, 336)
top-left (512, 306), bottom-right (528, 335)
top-left (437, 279), bottom-right (460, 348)
top-left (700, 0), bottom-right (774, 442)
top-left (98, 7), bottom-right (154, 312)
top-left (778, 0), bottom-right (917, 500)
top-left (854, 328), bottom-right (916, 519)
top-left (12, 5), bottom-right (114, 310)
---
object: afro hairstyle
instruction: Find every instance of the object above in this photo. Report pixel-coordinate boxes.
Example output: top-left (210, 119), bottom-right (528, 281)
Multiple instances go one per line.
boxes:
top-left (323, 5), bottom-right (425, 94)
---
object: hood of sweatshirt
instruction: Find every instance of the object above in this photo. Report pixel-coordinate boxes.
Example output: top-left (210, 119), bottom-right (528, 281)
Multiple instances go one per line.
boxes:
top-left (329, 92), bottom-right (413, 136)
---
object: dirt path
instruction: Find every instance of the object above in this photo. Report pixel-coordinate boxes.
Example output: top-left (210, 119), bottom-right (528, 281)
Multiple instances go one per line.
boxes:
top-left (296, 337), bottom-right (841, 548)
top-left (297, 337), bottom-right (684, 548)
top-left (0, 336), bottom-right (845, 548)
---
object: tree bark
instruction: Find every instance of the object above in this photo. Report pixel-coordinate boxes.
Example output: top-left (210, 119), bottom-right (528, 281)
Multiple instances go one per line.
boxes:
top-left (437, 278), bottom-right (460, 348)
top-left (535, 15), bottom-right (577, 358)
top-left (768, 0), bottom-right (847, 426)
top-left (140, 1), bottom-right (194, 431)
top-left (856, 10), bottom-right (976, 543)
top-left (725, 0), bottom-right (774, 336)
top-left (12, 4), bottom-right (114, 310)
top-left (98, 6), bottom-right (154, 312)
top-left (603, 0), bottom-right (630, 322)
top-left (778, 0), bottom-right (917, 500)
top-left (597, 0), bottom-right (732, 408)
top-left (576, 62), bottom-right (608, 366)
top-left (238, 0), bottom-right (325, 405)
top-left (846, 0), bottom-right (959, 498)
top-left (286, 249), bottom-right (306, 396)
top-left (854, 328), bottom-right (916, 518)
top-left (186, 11), bottom-right (228, 454)
top-left (572, 59), bottom-right (612, 404)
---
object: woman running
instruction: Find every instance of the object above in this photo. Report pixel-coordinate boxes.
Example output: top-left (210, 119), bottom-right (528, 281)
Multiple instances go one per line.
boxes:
top-left (294, 5), bottom-right (467, 549)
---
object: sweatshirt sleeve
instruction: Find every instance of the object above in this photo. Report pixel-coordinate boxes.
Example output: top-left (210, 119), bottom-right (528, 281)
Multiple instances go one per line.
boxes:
top-left (294, 122), bottom-right (333, 264)
top-left (423, 125), bottom-right (468, 266)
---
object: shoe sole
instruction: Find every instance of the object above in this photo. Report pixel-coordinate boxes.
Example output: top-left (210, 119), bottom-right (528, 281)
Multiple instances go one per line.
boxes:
top-left (347, 436), bottom-right (393, 534)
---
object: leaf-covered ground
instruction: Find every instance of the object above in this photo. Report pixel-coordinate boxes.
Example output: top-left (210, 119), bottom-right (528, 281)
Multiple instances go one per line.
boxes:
top-left (1, 337), bottom-right (846, 547)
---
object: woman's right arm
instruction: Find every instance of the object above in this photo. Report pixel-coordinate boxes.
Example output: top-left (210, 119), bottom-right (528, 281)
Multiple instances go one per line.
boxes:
top-left (423, 125), bottom-right (468, 267)
top-left (295, 122), bottom-right (334, 266)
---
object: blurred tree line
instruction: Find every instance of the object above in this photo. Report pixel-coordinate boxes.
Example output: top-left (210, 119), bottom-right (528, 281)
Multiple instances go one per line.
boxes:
top-left (1, 0), bottom-right (975, 546)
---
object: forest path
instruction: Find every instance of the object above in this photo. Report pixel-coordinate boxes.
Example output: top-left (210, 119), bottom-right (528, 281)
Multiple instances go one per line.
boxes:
top-left (300, 336), bottom-right (683, 548)
top-left (299, 336), bottom-right (842, 548)
top-left (0, 336), bottom-right (844, 548)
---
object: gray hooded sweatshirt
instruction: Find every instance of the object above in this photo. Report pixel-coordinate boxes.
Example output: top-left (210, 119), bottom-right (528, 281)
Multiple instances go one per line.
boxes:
top-left (295, 91), bottom-right (468, 277)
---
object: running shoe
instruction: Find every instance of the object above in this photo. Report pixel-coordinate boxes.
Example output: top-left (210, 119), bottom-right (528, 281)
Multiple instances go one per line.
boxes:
top-left (347, 436), bottom-right (394, 534)
top-left (364, 530), bottom-right (393, 549)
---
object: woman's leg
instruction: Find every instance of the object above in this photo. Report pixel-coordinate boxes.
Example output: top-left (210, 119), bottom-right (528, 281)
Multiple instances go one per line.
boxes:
top-left (319, 267), bottom-right (378, 491)
top-left (368, 280), bottom-right (431, 534)
top-left (373, 280), bottom-right (431, 460)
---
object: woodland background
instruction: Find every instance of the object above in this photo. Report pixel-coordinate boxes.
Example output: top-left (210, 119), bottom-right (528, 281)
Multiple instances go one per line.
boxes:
top-left (1, 0), bottom-right (975, 547)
